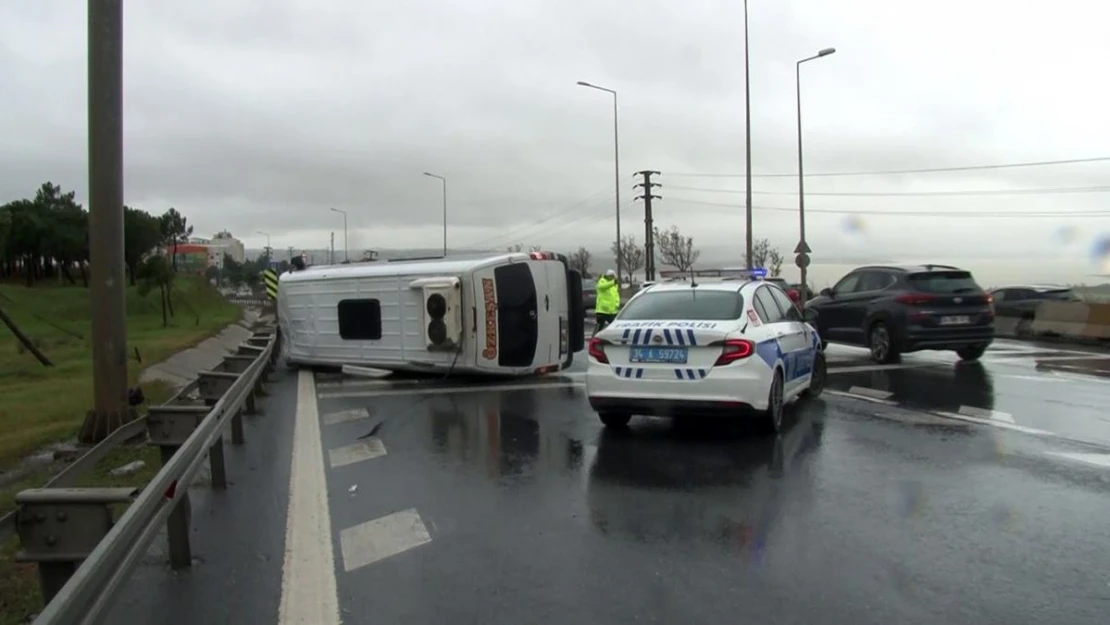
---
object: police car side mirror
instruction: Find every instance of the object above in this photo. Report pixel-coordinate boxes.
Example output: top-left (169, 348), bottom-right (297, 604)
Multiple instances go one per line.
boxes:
top-left (803, 308), bottom-right (819, 324)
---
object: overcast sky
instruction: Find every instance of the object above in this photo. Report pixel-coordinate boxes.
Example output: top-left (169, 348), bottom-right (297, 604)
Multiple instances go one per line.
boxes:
top-left (2, 0), bottom-right (1109, 285)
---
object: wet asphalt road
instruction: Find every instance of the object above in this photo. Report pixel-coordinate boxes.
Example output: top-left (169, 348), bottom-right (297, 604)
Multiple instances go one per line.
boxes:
top-left (106, 338), bottom-right (1110, 625)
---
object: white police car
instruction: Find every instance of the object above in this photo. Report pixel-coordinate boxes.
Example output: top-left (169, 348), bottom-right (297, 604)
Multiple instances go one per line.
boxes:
top-left (585, 272), bottom-right (826, 433)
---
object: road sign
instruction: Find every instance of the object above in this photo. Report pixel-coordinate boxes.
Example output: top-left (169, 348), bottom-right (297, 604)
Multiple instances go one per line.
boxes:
top-left (794, 240), bottom-right (812, 254)
top-left (262, 269), bottom-right (278, 300)
top-left (795, 253), bottom-right (811, 269)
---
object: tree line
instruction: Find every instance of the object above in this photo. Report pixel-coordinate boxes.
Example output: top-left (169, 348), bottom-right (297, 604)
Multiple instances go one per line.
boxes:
top-left (0, 181), bottom-right (206, 327)
top-left (509, 223), bottom-right (786, 281)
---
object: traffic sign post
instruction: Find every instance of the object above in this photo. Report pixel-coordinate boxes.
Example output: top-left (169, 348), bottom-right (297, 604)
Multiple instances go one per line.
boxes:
top-left (795, 240), bottom-right (812, 303)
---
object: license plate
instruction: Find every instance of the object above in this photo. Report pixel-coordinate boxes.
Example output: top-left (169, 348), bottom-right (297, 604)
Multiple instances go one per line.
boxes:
top-left (629, 346), bottom-right (688, 364)
top-left (940, 315), bottom-right (971, 326)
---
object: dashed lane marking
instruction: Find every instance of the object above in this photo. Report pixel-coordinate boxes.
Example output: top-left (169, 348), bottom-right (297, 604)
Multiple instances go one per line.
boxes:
top-left (318, 380), bottom-right (582, 399)
top-left (339, 507), bottom-right (433, 573)
top-left (845, 386), bottom-right (897, 402)
top-left (278, 371), bottom-right (340, 625)
top-left (322, 407), bottom-right (372, 426)
top-left (1045, 452), bottom-right (1110, 469)
top-left (328, 439), bottom-right (387, 468)
top-left (957, 405), bottom-right (1014, 423)
top-left (315, 380), bottom-right (392, 390)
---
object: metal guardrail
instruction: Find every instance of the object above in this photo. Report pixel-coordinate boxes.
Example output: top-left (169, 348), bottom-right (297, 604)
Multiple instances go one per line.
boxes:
top-left (10, 327), bottom-right (278, 625)
top-left (0, 380), bottom-right (201, 546)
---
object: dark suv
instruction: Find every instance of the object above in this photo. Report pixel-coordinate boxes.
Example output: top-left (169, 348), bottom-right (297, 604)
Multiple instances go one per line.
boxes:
top-left (805, 264), bottom-right (994, 363)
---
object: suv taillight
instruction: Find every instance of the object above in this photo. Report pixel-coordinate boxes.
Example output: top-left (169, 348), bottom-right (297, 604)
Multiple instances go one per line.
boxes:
top-left (896, 293), bottom-right (935, 305)
top-left (786, 289), bottom-right (800, 302)
top-left (588, 337), bottom-right (609, 363)
top-left (714, 339), bottom-right (755, 366)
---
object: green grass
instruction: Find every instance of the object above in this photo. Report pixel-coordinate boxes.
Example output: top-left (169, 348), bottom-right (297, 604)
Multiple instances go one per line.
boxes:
top-left (0, 276), bottom-right (241, 624)
top-left (0, 275), bottom-right (240, 471)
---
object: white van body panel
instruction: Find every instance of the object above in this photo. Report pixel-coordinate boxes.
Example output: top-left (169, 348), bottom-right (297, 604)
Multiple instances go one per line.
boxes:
top-left (278, 254), bottom-right (571, 376)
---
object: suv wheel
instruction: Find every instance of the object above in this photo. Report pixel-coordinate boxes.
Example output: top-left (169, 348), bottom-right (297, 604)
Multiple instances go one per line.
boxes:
top-left (868, 322), bottom-right (899, 364)
top-left (956, 345), bottom-right (987, 362)
top-left (598, 412), bottom-right (632, 428)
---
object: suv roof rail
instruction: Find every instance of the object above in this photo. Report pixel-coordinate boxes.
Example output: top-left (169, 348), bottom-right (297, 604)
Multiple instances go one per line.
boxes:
top-left (921, 263), bottom-right (960, 271)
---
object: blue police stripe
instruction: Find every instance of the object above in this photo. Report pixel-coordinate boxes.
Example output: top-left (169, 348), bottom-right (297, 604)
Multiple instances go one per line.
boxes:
top-left (673, 369), bottom-right (683, 379)
top-left (642, 329), bottom-right (653, 345)
top-left (675, 330), bottom-right (685, 346)
top-left (632, 329), bottom-right (643, 345)
top-left (636, 368), bottom-right (644, 379)
top-left (686, 329), bottom-right (697, 345)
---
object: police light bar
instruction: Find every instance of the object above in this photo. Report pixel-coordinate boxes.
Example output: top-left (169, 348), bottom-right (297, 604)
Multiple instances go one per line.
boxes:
top-left (748, 267), bottom-right (768, 278)
top-left (528, 251), bottom-right (556, 260)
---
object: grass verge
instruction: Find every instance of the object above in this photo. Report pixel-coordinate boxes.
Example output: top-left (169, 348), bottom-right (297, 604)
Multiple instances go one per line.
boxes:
top-left (0, 275), bottom-right (241, 624)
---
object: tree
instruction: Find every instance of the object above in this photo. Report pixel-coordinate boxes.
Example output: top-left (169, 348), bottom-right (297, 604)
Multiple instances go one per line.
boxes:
top-left (124, 206), bottom-right (163, 286)
top-left (610, 235), bottom-right (645, 281)
top-left (746, 238), bottom-right (784, 277)
top-left (506, 243), bottom-right (542, 253)
top-left (653, 225), bottom-right (701, 273)
top-left (568, 247), bottom-right (592, 277)
top-left (136, 255), bottom-right (175, 327)
top-left (159, 207), bottom-right (192, 270)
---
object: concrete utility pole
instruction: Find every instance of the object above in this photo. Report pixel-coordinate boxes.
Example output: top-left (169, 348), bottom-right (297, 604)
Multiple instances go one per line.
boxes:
top-left (330, 231), bottom-right (335, 265)
top-left (633, 170), bottom-right (662, 282)
top-left (79, 0), bottom-right (129, 443)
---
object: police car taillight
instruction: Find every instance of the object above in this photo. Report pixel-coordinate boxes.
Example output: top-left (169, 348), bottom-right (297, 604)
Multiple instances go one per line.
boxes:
top-left (588, 337), bottom-right (609, 363)
top-left (715, 339), bottom-right (754, 366)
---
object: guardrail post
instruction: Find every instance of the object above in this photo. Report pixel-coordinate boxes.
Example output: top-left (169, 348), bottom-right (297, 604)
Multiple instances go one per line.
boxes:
top-left (148, 406), bottom-right (223, 489)
top-left (198, 371), bottom-right (245, 445)
top-left (160, 446), bottom-right (193, 569)
top-left (220, 354), bottom-right (264, 415)
top-left (14, 487), bottom-right (138, 602)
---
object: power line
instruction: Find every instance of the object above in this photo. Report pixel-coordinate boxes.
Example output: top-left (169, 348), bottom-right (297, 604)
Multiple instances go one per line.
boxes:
top-left (665, 155), bottom-right (1110, 179)
top-left (459, 189), bottom-right (617, 250)
top-left (668, 184), bottom-right (1110, 198)
top-left (667, 197), bottom-right (1110, 217)
top-left (462, 189), bottom-right (614, 250)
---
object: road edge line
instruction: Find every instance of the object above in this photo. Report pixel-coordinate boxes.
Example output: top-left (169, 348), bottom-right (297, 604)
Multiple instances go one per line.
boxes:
top-left (278, 370), bottom-right (341, 625)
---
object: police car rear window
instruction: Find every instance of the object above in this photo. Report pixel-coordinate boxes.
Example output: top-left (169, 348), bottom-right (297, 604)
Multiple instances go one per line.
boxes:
top-left (618, 290), bottom-right (744, 321)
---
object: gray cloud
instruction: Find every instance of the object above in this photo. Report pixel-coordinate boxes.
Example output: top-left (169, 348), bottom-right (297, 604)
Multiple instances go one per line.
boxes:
top-left (1, 0), bottom-right (1108, 285)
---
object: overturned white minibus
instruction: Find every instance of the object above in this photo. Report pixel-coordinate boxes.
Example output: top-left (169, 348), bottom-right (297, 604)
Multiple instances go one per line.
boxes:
top-left (278, 251), bottom-right (586, 376)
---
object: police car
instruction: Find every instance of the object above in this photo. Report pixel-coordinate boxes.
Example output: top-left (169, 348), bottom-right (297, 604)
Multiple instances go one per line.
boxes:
top-left (585, 270), bottom-right (826, 433)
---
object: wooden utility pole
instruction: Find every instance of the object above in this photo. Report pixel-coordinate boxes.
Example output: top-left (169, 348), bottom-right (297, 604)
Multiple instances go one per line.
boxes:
top-left (634, 170), bottom-right (661, 281)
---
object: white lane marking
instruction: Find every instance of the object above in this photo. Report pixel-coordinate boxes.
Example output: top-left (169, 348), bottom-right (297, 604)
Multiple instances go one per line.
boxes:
top-left (957, 405), bottom-right (1015, 423)
top-left (339, 508), bottom-right (433, 573)
top-left (316, 380), bottom-right (392, 390)
top-left (1045, 452), bottom-right (1110, 469)
top-left (986, 353), bottom-right (1110, 363)
top-left (318, 380), bottom-right (582, 399)
top-left (328, 439), bottom-right (387, 468)
top-left (827, 363), bottom-right (934, 374)
top-left (847, 386), bottom-right (895, 400)
top-left (826, 389), bottom-right (899, 406)
top-left (322, 407), bottom-right (372, 425)
top-left (932, 411), bottom-right (1053, 436)
top-left (279, 371), bottom-right (340, 625)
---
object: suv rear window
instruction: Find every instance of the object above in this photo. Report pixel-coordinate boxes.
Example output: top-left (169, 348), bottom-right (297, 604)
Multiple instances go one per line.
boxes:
top-left (618, 290), bottom-right (744, 321)
top-left (907, 271), bottom-right (981, 294)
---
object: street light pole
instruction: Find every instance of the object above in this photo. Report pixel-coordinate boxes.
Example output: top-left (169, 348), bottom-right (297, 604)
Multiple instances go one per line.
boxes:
top-left (423, 172), bottom-right (448, 256)
top-left (576, 81), bottom-right (623, 285)
top-left (795, 47), bottom-right (836, 303)
top-left (257, 230), bottom-right (271, 260)
top-left (329, 208), bottom-right (348, 262)
top-left (743, 0), bottom-right (754, 271)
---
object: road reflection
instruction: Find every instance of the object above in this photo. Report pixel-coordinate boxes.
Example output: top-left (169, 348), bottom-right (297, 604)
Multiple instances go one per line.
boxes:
top-left (427, 388), bottom-right (585, 481)
top-left (585, 409), bottom-right (824, 554)
top-left (827, 362), bottom-right (995, 412)
top-left (1034, 355), bottom-right (1110, 380)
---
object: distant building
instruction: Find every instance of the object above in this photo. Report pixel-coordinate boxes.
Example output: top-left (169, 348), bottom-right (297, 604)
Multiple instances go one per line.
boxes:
top-left (207, 231), bottom-right (246, 264)
top-left (164, 231), bottom-right (245, 273)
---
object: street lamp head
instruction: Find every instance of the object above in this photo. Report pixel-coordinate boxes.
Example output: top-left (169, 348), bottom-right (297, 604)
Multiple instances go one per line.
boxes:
top-left (422, 172), bottom-right (433, 177)
top-left (576, 81), bottom-right (591, 87)
top-left (818, 47), bottom-right (836, 57)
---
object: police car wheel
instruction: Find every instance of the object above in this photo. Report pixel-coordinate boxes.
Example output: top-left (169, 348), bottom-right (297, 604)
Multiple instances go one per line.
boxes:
top-left (762, 370), bottom-right (785, 434)
top-left (598, 412), bottom-right (632, 428)
top-left (801, 351), bottom-right (826, 399)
